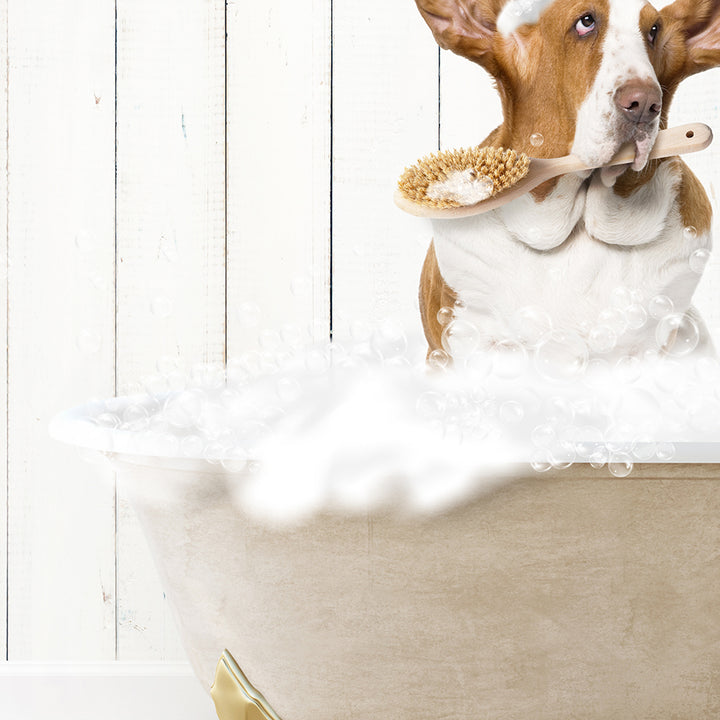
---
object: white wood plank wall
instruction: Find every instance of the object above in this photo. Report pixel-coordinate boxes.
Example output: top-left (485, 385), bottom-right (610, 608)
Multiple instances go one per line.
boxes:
top-left (1, 0), bottom-right (720, 675)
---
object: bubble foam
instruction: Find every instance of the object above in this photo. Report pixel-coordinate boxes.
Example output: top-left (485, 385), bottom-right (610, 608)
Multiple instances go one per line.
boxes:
top-left (55, 315), bottom-right (720, 523)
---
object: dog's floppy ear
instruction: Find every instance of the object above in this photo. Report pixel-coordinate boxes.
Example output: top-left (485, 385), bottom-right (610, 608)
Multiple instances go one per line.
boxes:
top-left (414, 0), bottom-right (500, 72)
top-left (662, 0), bottom-right (720, 75)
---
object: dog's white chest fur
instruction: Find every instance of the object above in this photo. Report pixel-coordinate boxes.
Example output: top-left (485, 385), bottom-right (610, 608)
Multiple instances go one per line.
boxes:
top-left (431, 163), bottom-right (711, 355)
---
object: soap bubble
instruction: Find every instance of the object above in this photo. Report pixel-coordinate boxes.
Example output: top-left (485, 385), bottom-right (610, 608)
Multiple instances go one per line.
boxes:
top-left (499, 400), bottom-right (524, 424)
top-left (180, 434), bottom-right (205, 457)
top-left (689, 248), bottom-right (710, 274)
top-left (437, 306), bottom-right (454, 327)
top-left (221, 447), bottom-right (249, 473)
top-left (588, 325), bottom-right (616, 354)
top-left (280, 323), bottom-right (304, 348)
top-left (122, 404), bottom-right (149, 431)
top-left (142, 374), bottom-right (170, 397)
top-left (589, 446), bottom-right (609, 469)
top-left (574, 425), bottom-right (603, 458)
top-left (531, 423), bottom-right (556, 448)
top-left (535, 331), bottom-right (588, 382)
top-left (509, 305), bottom-right (552, 347)
top-left (544, 396), bottom-right (575, 424)
top-left (305, 347), bottom-right (332, 374)
top-left (608, 453), bottom-right (633, 477)
top-left (95, 412), bottom-right (121, 429)
top-left (656, 442), bottom-right (676, 461)
top-left (530, 449), bottom-right (552, 473)
top-left (655, 313), bottom-right (700, 356)
top-left (632, 437), bottom-right (657, 461)
top-left (624, 304), bottom-right (647, 330)
top-left (163, 389), bottom-right (205, 429)
top-left (428, 348), bottom-right (451, 371)
top-left (683, 225), bottom-right (697, 241)
top-left (549, 441), bottom-right (575, 469)
top-left (597, 308), bottom-right (627, 335)
top-left (441, 318), bottom-right (479, 360)
top-left (276, 376), bottom-right (302, 403)
top-left (236, 301), bottom-right (262, 329)
top-left (529, 132), bottom-right (544, 147)
top-left (203, 441), bottom-right (226, 464)
top-left (371, 319), bottom-right (408, 360)
top-left (648, 294), bottom-right (674, 319)
top-left (150, 295), bottom-right (173, 319)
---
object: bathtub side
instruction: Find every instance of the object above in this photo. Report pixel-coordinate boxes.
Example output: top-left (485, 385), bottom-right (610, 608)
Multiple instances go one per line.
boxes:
top-left (115, 459), bottom-right (720, 720)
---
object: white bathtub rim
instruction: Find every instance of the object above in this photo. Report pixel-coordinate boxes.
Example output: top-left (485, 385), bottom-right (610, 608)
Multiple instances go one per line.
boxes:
top-left (50, 396), bottom-right (720, 466)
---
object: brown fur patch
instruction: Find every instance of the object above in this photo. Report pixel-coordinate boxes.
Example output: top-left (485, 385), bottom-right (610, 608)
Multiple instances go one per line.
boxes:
top-left (419, 241), bottom-right (458, 357)
top-left (677, 158), bottom-right (713, 235)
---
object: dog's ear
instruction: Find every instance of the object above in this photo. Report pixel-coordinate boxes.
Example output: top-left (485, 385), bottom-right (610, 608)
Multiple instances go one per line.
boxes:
top-left (661, 0), bottom-right (720, 75)
top-left (414, 0), bottom-right (500, 72)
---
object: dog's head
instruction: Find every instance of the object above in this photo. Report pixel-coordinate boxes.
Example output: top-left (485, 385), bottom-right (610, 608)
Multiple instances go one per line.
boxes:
top-left (415, 0), bottom-right (720, 169)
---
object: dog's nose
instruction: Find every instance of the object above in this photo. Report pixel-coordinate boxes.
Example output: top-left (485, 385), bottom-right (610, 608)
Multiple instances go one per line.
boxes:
top-left (614, 80), bottom-right (662, 124)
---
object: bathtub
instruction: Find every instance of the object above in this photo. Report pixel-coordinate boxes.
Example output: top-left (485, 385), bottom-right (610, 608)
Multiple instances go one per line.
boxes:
top-left (50, 367), bottom-right (720, 719)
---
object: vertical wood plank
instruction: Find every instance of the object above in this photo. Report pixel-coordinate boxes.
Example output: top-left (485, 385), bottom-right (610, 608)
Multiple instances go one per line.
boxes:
top-left (226, 0), bottom-right (331, 354)
top-left (6, 0), bottom-right (116, 660)
top-left (115, 0), bottom-right (226, 660)
top-left (0, 0), bottom-right (8, 662)
top-left (331, 2), bottom-right (438, 343)
top-left (439, 51), bottom-right (501, 150)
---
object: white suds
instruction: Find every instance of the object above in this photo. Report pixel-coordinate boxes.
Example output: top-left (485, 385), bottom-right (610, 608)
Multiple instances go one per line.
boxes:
top-left (426, 169), bottom-right (494, 206)
top-left (496, 0), bottom-right (556, 35)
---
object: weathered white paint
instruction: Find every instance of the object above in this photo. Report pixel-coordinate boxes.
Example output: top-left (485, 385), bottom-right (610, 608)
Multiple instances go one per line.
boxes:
top-left (115, 0), bottom-right (226, 661)
top-left (331, 1), bottom-right (438, 341)
top-left (6, 0), bottom-right (116, 660)
top-left (439, 50), bottom-right (501, 150)
top-left (0, 0), bottom-right (719, 684)
top-left (226, 0), bottom-right (332, 354)
top-left (0, 0), bottom-right (8, 664)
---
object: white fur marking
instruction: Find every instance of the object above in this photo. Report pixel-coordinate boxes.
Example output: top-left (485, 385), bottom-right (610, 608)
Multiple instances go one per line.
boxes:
top-left (572, 0), bottom-right (661, 169)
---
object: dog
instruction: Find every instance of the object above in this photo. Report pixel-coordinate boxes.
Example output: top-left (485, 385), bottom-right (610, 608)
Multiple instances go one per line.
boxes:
top-left (414, 0), bottom-right (719, 363)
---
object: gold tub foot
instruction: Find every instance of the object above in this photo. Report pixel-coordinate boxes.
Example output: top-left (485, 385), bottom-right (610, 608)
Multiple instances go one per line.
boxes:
top-left (211, 650), bottom-right (283, 720)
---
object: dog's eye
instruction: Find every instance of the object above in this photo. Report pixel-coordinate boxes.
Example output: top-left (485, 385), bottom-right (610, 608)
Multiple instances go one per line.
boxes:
top-left (575, 13), bottom-right (596, 37)
top-left (647, 22), bottom-right (659, 45)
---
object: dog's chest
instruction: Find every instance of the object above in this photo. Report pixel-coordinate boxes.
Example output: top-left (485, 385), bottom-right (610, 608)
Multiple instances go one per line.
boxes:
top-left (430, 164), bottom-right (710, 354)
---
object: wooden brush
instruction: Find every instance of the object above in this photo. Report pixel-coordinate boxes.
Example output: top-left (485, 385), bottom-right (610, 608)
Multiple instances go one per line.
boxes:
top-left (395, 123), bottom-right (712, 219)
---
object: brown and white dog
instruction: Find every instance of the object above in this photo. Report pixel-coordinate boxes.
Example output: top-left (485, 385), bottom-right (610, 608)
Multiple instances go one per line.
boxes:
top-left (415, 0), bottom-right (719, 362)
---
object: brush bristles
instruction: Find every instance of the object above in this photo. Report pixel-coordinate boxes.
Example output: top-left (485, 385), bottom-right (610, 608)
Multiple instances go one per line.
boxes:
top-left (398, 146), bottom-right (531, 208)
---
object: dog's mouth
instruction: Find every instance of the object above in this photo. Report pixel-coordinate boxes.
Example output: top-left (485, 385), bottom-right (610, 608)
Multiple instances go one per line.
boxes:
top-left (598, 124), bottom-right (657, 187)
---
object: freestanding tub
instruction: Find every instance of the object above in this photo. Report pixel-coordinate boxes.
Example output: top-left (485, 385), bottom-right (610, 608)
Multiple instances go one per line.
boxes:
top-left (50, 371), bottom-right (720, 719)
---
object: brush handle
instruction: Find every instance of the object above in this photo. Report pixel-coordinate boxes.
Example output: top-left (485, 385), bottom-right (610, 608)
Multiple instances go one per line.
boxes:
top-left (532, 123), bottom-right (713, 181)
top-left (607, 122), bottom-right (713, 167)
top-left (396, 123), bottom-right (713, 219)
